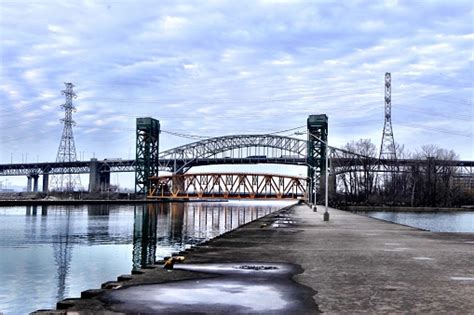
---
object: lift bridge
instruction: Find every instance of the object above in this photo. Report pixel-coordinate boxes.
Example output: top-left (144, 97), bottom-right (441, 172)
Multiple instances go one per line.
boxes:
top-left (1, 115), bottom-right (472, 200)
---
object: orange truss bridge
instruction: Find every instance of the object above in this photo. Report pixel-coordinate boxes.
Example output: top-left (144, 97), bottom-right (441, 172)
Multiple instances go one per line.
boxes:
top-left (148, 172), bottom-right (306, 200)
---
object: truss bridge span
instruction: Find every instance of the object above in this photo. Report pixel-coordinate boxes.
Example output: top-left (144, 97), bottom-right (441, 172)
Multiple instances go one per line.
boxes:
top-left (148, 172), bottom-right (306, 200)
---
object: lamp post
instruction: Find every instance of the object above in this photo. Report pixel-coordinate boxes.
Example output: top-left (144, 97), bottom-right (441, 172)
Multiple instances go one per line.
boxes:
top-left (296, 131), bottom-right (330, 221)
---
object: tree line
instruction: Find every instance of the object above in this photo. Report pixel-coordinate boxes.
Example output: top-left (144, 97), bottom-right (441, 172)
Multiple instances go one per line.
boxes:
top-left (332, 139), bottom-right (473, 207)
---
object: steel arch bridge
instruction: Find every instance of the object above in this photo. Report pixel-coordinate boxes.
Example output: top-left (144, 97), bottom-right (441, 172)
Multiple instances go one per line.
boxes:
top-left (148, 172), bottom-right (306, 200)
top-left (158, 134), bottom-right (307, 173)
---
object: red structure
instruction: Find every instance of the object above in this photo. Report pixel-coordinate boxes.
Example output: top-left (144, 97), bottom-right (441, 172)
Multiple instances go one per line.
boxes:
top-left (148, 172), bottom-right (306, 200)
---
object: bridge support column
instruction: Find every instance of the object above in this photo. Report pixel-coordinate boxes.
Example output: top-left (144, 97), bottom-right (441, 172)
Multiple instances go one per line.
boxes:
top-left (43, 173), bottom-right (49, 192)
top-left (100, 168), bottom-right (110, 192)
top-left (27, 174), bottom-right (39, 192)
top-left (32, 175), bottom-right (39, 192)
top-left (26, 175), bottom-right (33, 192)
top-left (89, 158), bottom-right (100, 192)
top-left (171, 173), bottom-right (185, 196)
top-left (89, 159), bottom-right (110, 192)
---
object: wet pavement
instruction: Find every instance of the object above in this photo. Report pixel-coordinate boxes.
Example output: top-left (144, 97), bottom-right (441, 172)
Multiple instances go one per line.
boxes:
top-left (35, 203), bottom-right (474, 314)
top-left (101, 263), bottom-right (316, 314)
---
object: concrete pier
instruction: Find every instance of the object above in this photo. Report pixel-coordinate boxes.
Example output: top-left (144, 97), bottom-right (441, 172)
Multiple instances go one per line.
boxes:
top-left (42, 173), bottom-right (49, 192)
top-left (89, 159), bottom-right (110, 192)
top-left (36, 204), bottom-right (474, 314)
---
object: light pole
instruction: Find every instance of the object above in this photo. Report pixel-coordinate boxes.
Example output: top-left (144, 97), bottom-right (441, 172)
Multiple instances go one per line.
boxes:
top-left (296, 131), bottom-right (330, 221)
top-left (297, 160), bottom-right (317, 210)
top-left (307, 165), bottom-right (317, 212)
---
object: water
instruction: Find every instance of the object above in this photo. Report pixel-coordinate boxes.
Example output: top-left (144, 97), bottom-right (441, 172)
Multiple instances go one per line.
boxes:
top-left (0, 201), bottom-right (290, 314)
top-left (363, 211), bottom-right (474, 233)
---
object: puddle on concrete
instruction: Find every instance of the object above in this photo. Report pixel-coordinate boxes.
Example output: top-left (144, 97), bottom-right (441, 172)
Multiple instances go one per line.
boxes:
top-left (450, 277), bottom-right (474, 281)
top-left (104, 280), bottom-right (287, 313)
top-left (101, 263), bottom-right (319, 314)
top-left (171, 263), bottom-right (290, 276)
top-left (272, 219), bottom-right (295, 228)
top-left (271, 214), bottom-right (295, 228)
top-left (383, 247), bottom-right (410, 252)
top-left (412, 257), bottom-right (434, 261)
top-left (234, 265), bottom-right (278, 271)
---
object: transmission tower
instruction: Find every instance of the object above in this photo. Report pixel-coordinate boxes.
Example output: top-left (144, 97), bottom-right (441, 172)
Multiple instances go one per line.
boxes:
top-left (52, 83), bottom-right (81, 191)
top-left (379, 72), bottom-right (397, 160)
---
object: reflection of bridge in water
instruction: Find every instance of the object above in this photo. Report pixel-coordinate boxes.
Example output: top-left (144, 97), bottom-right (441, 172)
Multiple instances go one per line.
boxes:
top-left (24, 203), bottom-right (278, 289)
top-left (131, 203), bottom-right (276, 270)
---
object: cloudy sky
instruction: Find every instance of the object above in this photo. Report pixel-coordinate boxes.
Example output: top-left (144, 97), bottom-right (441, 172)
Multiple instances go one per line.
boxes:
top-left (0, 0), bottom-right (472, 187)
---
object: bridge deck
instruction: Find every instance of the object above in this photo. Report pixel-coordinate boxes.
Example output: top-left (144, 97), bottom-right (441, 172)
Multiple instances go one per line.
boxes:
top-left (43, 204), bottom-right (474, 314)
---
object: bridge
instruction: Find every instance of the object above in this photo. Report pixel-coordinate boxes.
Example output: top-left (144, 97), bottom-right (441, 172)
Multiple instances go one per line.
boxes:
top-left (148, 172), bottom-right (306, 200)
top-left (1, 116), bottom-right (472, 202)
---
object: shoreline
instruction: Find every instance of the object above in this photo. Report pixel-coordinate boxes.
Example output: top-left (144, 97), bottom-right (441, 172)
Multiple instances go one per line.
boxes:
top-left (0, 198), bottom-right (228, 206)
top-left (346, 205), bottom-right (474, 212)
top-left (33, 203), bottom-right (474, 314)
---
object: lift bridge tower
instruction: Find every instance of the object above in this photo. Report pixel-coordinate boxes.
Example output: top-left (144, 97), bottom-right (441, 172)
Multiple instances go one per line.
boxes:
top-left (135, 117), bottom-right (160, 194)
top-left (52, 83), bottom-right (81, 191)
top-left (307, 114), bottom-right (328, 205)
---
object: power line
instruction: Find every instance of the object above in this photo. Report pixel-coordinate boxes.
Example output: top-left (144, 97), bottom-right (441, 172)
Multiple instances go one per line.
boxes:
top-left (394, 106), bottom-right (471, 121)
top-left (161, 130), bottom-right (210, 140)
top-left (268, 125), bottom-right (306, 135)
top-left (396, 122), bottom-right (472, 137)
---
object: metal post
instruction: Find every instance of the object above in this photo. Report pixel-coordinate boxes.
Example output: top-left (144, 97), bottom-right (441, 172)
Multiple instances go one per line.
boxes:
top-left (313, 168), bottom-right (317, 212)
top-left (324, 146), bottom-right (329, 221)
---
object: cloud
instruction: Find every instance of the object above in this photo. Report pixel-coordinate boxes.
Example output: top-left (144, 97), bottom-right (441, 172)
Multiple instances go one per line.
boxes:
top-left (0, 0), bottom-right (472, 178)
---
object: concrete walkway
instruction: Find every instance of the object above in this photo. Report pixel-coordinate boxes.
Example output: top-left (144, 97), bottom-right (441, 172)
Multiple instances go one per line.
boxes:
top-left (38, 204), bottom-right (474, 314)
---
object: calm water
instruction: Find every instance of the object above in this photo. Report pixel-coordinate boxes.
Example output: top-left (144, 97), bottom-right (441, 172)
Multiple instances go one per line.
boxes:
top-left (363, 211), bottom-right (474, 233)
top-left (0, 201), bottom-right (290, 314)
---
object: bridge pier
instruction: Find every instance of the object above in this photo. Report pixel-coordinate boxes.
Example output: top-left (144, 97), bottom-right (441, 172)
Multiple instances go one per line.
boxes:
top-left (27, 176), bottom-right (32, 192)
top-left (33, 175), bottom-right (39, 192)
top-left (89, 159), bottom-right (110, 192)
top-left (171, 173), bottom-right (185, 196)
top-left (100, 169), bottom-right (110, 192)
top-left (26, 174), bottom-right (39, 192)
top-left (89, 158), bottom-right (100, 192)
top-left (43, 173), bottom-right (49, 192)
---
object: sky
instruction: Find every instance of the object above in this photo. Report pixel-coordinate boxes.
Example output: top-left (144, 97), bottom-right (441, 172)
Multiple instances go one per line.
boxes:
top-left (0, 0), bottom-right (472, 189)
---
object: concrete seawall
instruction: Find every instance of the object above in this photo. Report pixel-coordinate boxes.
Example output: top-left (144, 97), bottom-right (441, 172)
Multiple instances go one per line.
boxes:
top-left (35, 203), bottom-right (474, 314)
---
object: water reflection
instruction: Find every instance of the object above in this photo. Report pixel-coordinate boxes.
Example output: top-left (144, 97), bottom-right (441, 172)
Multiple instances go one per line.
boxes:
top-left (87, 205), bottom-right (111, 244)
top-left (132, 204), bottom-right (158, 269)
top-left (53, 209), bottom-right (72, 301)
top-left (131, 203), bottom-right (275, 270)
top-left (0, 201), bottom-right (289, 314)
